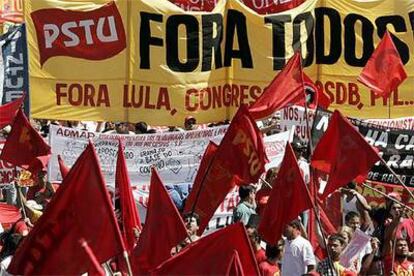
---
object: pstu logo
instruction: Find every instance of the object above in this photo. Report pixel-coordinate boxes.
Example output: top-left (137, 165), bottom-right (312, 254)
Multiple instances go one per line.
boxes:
top-left (31, 1), bottom-right (126, 65)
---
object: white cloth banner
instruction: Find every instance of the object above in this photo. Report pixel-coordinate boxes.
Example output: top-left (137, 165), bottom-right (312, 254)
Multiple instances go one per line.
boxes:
top-left (49, 125), bottom-right (292, 186)
top-left (48, 125), bottom-right (228, 185)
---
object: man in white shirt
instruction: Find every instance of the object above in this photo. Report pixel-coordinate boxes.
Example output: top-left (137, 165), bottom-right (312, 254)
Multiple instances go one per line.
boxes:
top-left (281, 219), bottom-right (316, 276)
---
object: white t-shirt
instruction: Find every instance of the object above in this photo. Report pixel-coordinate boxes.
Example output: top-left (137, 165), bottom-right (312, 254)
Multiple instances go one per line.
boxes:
top-left (281, 235), bottom-right (316, 276)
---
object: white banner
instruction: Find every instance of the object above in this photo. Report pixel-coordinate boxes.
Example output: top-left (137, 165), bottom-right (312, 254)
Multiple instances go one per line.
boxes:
top-left (49, 125), bottom-right (292, 186)
top-left (48, 125), bottom-right (228, 186)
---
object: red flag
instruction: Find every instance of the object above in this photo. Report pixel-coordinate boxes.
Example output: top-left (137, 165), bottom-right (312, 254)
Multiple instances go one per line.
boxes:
top-left (0, 109), bottom-right (51, 174)
top-left (0, 203), bottom-right (21, 224)
top-left (311, 110), bottom-right (380, 199)
top-left (153, 223), bottom-right (259, 275)
top-left (0, 94), bottom-right (24, 129)
top-left (184, 152), bottom-right (237, 235)
top-left (258, 143), bottom-right (313, 245)
top-left (57, 154), bottom-right (69, 179)
top-left (79, 239), bottom-right (105, 276)
top-left (183, 141), bottom-right (219, 232)
top-left (131, 168), bottom-right (187, 274)
top-left (183, 105), bottom-right (267, 235)
top-left (218, 105), bottom-right (268, 184)
top-left (358, 31), bottom-right (407, 98)
top-left (302, 73), bottom-right (331, 109)
top-left (115, 140), bottom-right (141, 252)
top-left (8, 142), bottom-right (125, 275)
top-left (249, 52), bottom-right (305, 119)
top-left (226, 251), bottom-right (245, 276)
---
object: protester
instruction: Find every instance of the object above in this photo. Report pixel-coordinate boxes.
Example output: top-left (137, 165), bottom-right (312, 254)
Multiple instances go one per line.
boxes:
top-left (246, 224), bottom-right (266, 264)
top-left (317, 234), bottom-right (355, 275)
top-left (259, 242), bottom-right (283, 276)
top-left (281, 219), bottom-right (316, 275)
top-left (360, 237), bottom-right (384, 275)
top-left (384, 238), bottom-right (414, 274)
top-left (340, 182), bottom-right (371, 226)
top-left (233, 185), bottom-right (257, 225)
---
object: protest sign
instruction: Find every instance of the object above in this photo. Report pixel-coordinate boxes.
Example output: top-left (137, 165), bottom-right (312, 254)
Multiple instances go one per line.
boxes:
top-left (339, 229), bottom-right (372, 269)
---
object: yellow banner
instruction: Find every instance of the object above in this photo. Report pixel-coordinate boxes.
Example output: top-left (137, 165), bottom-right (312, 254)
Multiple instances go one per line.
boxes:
top-left (25, 0), bottom-right (414, 125)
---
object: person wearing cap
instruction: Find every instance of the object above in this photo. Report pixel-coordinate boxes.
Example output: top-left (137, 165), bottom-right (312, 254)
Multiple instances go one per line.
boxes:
top-left (184, 116), bottom-right (197, 131)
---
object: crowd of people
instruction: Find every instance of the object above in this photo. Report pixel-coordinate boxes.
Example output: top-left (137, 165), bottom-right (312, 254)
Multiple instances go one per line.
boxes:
top-left (0, 115), bottom-right (413, 276)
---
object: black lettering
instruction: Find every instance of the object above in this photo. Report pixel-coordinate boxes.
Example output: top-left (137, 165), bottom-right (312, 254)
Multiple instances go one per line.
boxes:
top-left (202, 14), bottom-right (223, 71)
top-left (140, 12), bottom-right (163, 69)
top-left (224, 10), bottom-right (253, 68)
top-left (344, 13), bottom-right (374, 66)
top-left (293, 12), bottom-right (314, 67)
top-left (265, 14), bottom-right (291, 70)
top-left (315, 7), bottom-right (341, 65)
top-left (409, 11), bottom-right (414, 39)
top-left (166, 15), bottom-right (200, 72)
top-left (375, 16), bottom-right (409, 64)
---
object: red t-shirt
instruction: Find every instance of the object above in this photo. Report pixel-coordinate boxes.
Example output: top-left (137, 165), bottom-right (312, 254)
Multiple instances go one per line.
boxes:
top-left (255, 248), bottom-right (267, 264)
top-left (259, 260), bottom-right (280, 276)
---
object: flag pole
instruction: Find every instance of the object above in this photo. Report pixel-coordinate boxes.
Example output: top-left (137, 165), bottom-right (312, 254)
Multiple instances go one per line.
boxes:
top-left (362, 182), bottom-right (414, 212)
top-left (259, 176), bottom-right (273, 189)
top-left (305, 172), bottom-right (336, 274)
top-left (378, 156), bottom-right (414, 202)
top-left (123, 251), bottom-right (133, 276)
top-left (103, 262), bottom-right (115, 276)
top-left (390, 232), bottom-right (398, 275)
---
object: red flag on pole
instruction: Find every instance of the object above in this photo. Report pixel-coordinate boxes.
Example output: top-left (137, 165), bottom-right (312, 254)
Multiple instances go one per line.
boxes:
top-left (183, 141), bottom-right (222, 234)
top-left (183, 105), bottom-right (267, 235)
top-left (130, 168), bottom-right (188, 274)
top-left (115, 139), bottom-right (141, 252)
top-left (8, 142), bottom-right (125, 275)
top-left (311, 110), bottom-right (380, 199)
top-left (258, 143), bottom-right (313, 245)
top-left (217, 105), bottom-right (268, 184)
top-left (57, 154), bottom-right (69, 179)
top-left (249, 52), bottom-right (305, 119)
top-left (0, 109), bottom-right (51, 174)
top-left (0, 94), bottom-right (24, 129)
top-left (153, 223), bottom-right (259, 275)
top-left (358, 31), bottom-right (407, 99)
top-left (79, 239), bottom-right (105, 276)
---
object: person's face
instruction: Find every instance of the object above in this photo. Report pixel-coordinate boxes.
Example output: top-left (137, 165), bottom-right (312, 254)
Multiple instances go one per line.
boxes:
top-left (390, 203), bottom-right (402, 218)
top-left (327, 239), bottom-right (345, 259)
top-left (283, 224), bottom-right (295, 239)
top-left (396, 240), bottom-right (409, 257)
top-left (116, 123), bottom-right (128, 133)
top-left (184, 216), bottom-right (199, 236)
top-left (246, 227), bottom-right (258, 246)
top-left (346, 216), bottom-right (360, 231)
top-left (339, 232), bottom-right (351, 244)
